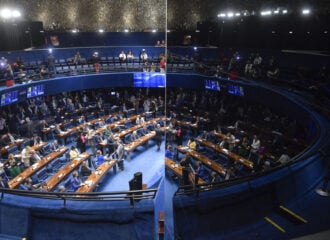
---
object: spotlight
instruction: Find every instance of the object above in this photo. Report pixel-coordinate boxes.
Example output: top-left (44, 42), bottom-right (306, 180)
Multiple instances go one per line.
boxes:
top-left (98, 29), bottom-right (104, 33)
top-left (273, 10), bottom-right (279, 14)
top-left (48, 48), bottom-right (53, 53)
top-left (195, 29), bottom-right (200, 33)
top-left (227, 12), bottom-right (234, 18)
top-left (0, 8), bottom-right (11, 19)
top-left (302, 9), bottom-right (310, 15)
top-left (193, 47), bottom-right (197, 51)
top-left (324, 31), bottom-right (328, 34)
top-left (261, 10), bottom-right (272, 16)
top-left (12, 10), bottom-right (21, 18)
top-left (289, 31), bottom-right (293, 34)
top-left (71, 29), bottom-right (78, 33)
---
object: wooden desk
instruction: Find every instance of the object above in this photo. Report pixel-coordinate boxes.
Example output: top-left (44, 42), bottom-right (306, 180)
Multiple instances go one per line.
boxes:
top-left (46, 152), bottom-right (91, 191)
top-left (176, 145), bottom-right (227, 177)
top-left (76, 159), bottom-right (117, 192)
top-left (8, 146), bottom-right (68, 189)
top-left (195, 138), bottom-right (253, 169)
top-left (31, 142), bottom-right (48, 151)
top-left (0, 138), bottom-right (26, 155)
top-left (124, 132), bottom-right (156, 160)
top-left (165, 157), bottom-right (205, 184)
top-left (174, 119), bottom-right (198, 129)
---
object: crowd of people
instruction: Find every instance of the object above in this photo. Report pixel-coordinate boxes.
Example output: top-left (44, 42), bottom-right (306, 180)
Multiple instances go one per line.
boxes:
top-left (165, 87), bottom-right (308, 184)
top-left (0, 48), bottom-right (166, 84)
top-left (0, 87), bottom-right (165, 192)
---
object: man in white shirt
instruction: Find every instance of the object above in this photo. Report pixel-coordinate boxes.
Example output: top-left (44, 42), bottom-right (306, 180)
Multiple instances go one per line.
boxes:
top-left (119, 51), bottom-right (126, 63)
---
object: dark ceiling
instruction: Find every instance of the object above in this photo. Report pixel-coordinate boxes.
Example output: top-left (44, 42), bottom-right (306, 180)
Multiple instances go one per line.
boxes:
top-left (0, 0), bottom-right (329, 31)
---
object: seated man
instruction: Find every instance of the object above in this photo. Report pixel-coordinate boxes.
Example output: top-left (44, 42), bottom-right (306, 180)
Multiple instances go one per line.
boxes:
top-left (119, 51), bottom-right (127, 63)
top-left (30, 149), bottom-right (42, 164)
top-left (130, 131), bottom-right (138, 142)
top-left (50, 140), bottom-right (60, 151)
top-left (141, 125), bottom-right (150, 136)
top-left (81, 161), bottom-right (92, 179)
top-left (210, 171), bottom-right (221, 183)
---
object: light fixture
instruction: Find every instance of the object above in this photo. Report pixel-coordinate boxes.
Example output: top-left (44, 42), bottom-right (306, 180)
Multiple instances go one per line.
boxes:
top-left (124, 29), bottom-right (129, 32)
top-left (289, 31), bottom-right (293, 34)
top-left (98, 29), bottom-right (104, 33)
top-left (235, 13), bottom-right (241, 16)
top-left (218, 13), bottom-right (226, 18)
top-left (195, 29), bottom-right (200, 32)
top-left (48, 48), bottom-right (53, 53)
top-left (71, 29), bottom-right (78, 33)
top-left (273, 10), bottom-right (279, 14)
top-left (0, 8), bottom-right (11, 19)
top-left (227, 12), bottom-right (234, 18)
top-left (193, 47), bottom-right (197, 51)
top-left (282, 9), bottom-right (288, 14)
top-left (302, 9), bottom-right (310, 15)
top-left (152, 29), bottom-right (157, 32)
top-left (12, 10), bottom-right (21, 18)
top-left (261, 10), bottom-right (272, 16)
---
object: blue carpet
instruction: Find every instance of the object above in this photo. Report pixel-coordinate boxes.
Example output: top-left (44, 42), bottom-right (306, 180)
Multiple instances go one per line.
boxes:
top-left (99, 140), bottom-right (165, 192)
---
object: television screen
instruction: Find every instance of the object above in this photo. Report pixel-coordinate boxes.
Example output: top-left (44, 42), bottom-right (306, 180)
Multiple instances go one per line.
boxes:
top-left (228, 84), bottom-right (244, 96)
top-left (133, 72), bottom-right (165, 88)
top-left (27, 85), bottom-right (45, 98)
top-left (1, 91), bottom-right (18, 106)
top-left (205, 80), bottom-right (220, 91)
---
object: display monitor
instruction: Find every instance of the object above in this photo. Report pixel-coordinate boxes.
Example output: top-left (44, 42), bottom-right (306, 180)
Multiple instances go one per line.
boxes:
top-left (1, 90), bottom-right (18, 106)
top-left (205, 79), bottom-right (220, 91)
top-left (228, 84), bottom-right (244, 96)
top-left (27, 85), bottom-right (45, 98)
top-left (133, 72), bottom-right (165, 88)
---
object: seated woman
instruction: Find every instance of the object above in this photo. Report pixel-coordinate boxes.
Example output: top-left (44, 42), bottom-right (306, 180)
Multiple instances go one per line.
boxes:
top-left (187, 138), bottom-right (197, 150)
top-left (8, 153), bottom-right (21, 178)
top-left (69, 146), bottom-right (79, 160)
top-left (68, 171), bottom-right (82, 192)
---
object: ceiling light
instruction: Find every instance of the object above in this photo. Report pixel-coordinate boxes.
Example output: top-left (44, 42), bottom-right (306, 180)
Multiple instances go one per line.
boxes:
top-left (227, 12), bottom-right (234, 18)
top-left (98, 29), bottom-right (104, 33)
top-left (282, 9), bottom-right (288, 14)
top-left (0, 9), bottom-right (11, 19)
top-left (302, 9), bottom-right (310, 15)
top-left (261, 10), bottom-right (272, 16)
